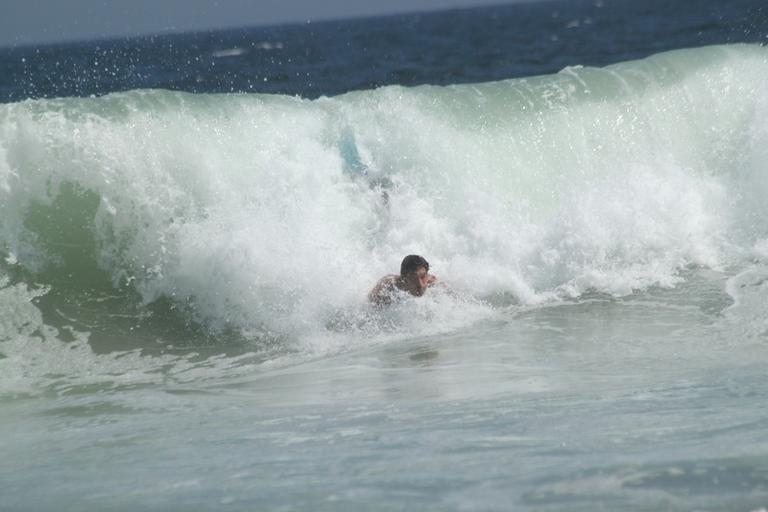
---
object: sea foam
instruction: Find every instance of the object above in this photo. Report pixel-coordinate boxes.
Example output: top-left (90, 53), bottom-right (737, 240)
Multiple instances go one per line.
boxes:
top-left (1, 44), bottom-right (767, 344)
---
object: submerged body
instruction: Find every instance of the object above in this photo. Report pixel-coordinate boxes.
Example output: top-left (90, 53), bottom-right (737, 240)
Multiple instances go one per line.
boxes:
top-left (2, 1), bottom-right (768, 505)
top-left (368, 272), bottom-right (438, 305)
top-left (369, 255), bottom-right (438, 305)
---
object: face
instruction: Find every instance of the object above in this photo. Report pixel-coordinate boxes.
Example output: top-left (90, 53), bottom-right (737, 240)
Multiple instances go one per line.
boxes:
top-left (401, 266), bottom-right (430, 297)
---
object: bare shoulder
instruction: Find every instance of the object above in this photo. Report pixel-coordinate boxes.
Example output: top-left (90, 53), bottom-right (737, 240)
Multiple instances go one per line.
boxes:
top-left (377, 274), bottom-right (399, 287)
top-left (368, 274), bottom-right (399, 304)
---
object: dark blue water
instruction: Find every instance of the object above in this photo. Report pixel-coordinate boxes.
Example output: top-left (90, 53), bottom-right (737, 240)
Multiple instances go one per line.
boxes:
top-left (1, 0), bottom-right (766, 102)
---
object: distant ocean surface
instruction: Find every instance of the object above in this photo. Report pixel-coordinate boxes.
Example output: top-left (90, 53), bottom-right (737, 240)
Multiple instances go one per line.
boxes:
top-left (3, 0), bottom-right (768, 510)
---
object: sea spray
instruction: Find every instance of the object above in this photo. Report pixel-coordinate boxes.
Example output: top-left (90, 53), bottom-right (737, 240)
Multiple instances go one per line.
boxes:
top-left (1, 44), bottom-right (767, 348)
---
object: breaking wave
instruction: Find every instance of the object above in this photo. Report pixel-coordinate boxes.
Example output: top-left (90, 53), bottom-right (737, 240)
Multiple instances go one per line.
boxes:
top-left (2, 43), bottom-right (768, 347)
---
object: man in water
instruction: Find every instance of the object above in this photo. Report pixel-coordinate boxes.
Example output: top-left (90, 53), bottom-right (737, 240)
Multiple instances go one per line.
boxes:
top-left (369, 255), bottom-right (438, 305)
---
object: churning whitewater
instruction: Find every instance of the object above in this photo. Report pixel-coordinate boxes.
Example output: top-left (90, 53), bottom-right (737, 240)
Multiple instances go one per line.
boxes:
top-left (4, 0), bottom-right (768, 506)
top-left (1, 44), bottom-right (768, 357)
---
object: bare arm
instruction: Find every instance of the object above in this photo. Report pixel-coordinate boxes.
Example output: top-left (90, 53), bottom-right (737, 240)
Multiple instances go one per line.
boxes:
top-left (368, 275), bottom-right (398, 305)
top-left (428, 275), bottom-right (460, 297)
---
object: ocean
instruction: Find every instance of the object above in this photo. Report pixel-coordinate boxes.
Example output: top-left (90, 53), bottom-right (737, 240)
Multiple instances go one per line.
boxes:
top-left (2, 0), bottom-right (768, 510)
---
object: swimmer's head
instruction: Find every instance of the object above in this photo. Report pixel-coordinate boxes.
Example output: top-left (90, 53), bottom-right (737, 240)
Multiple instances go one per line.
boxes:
top-left (400, 255), bottom-right (430, 297)
top-left (400, 255), bottom-right (429, 276)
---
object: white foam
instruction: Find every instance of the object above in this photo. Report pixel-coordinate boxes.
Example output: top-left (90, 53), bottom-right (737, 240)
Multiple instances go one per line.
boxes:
top-left (0, 45), bottom-right (767, 346)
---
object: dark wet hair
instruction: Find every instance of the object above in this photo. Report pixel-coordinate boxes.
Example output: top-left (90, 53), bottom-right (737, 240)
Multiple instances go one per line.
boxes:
top-left (400, 255), bottom-right (429, 276)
